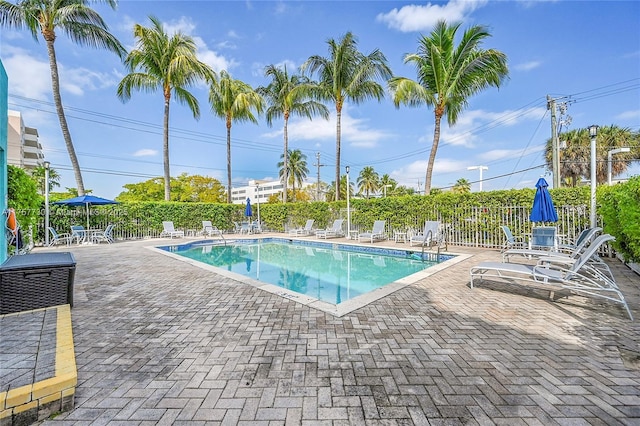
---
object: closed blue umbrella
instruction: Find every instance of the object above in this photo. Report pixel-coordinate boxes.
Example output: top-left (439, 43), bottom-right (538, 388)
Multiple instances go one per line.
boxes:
top-left (529, 178), bottom-right (558, 223)
top-left (245, 197), bottom-right (253, 218)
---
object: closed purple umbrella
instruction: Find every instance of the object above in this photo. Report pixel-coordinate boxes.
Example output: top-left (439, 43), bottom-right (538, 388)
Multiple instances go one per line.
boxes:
top-left (245, 197), bottom-right (252, 219)
top-left (529, 178), bottom-right (558, 224)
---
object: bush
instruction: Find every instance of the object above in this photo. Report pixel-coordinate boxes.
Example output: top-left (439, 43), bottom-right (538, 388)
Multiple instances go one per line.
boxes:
top-left (599, 176), bottom-right (640, 262)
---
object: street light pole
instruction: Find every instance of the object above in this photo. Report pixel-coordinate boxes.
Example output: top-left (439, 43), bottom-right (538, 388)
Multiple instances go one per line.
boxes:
top-left (607, 147), bottom-right (630, 185)
top-left (588, 125), bottom-right (598, 228)
top-left (346, 166), bottom-right (350, 239)
top-left (44, 161), bottom-right (50, 246)
top-left (255, 183), bottom-right (260, 225)
top-left (383, 184), bottom-right (392, 197)
top-left (467, 166), bottom-right (488, 191)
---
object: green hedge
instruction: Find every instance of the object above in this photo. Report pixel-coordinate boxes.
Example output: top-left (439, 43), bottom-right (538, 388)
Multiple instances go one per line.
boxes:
top-left (598, 176), bottom-right (640, 262)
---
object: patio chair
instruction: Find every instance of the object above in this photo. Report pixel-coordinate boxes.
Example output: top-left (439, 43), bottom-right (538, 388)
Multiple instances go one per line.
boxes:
top-left (160, 221), bottom-right (184, 238)
top-left (201, 220), bottom-right (223, 237)
top-left (470, 234), bottom-right (633, 320)
top-left (289, 219), bottom-right (315, 236)
top-left (499, 225), bottom-right (527, 251)
top-left (48, 227), bottom-right (73, 246)
top-left (503, 227), bottom-right (601, 262)
top-left (410, 221), bottom-right (442, 247)
top-left (91, 224), bottom-right (116, 244)
top-left (70, 225), bottom-right (86, 244)
top-left (358, 220), bottom-right (387, 243)
top-left (315, 219), bottom-right (345, 239)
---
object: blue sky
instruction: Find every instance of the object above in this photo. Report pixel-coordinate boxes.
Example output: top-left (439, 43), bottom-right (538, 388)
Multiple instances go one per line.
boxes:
top-left (2, 0), bottom-right (639, 199)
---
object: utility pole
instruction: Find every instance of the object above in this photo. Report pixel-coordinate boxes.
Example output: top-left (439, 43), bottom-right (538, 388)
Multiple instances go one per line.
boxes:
top-left (547, 95), bottom-right (560, 189)
top-left (313, 152), bottom-right (325, 201)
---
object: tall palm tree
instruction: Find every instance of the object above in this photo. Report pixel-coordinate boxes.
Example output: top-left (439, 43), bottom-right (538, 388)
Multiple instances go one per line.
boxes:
top-left (452, 178), bottom-right (471, 193)
top-left (379, 173), bottom-right (397, 196)
top-left (302, 31), bottom-right (392, 201)
top-left (389, 21), bottom-right (508, 195)
top-left (0, 0), bottom-right (125, 196)
top-left (277, 149), bottom-right (309, 201)
top-left (546, 125), bottom-right (638, 186)
top-left (357, 166), bottom-right (379, 199)
top-left (325, 175), bottom-right (353, 201)
top-left (257, 65), bottom-right (329, 203)
top-left (117, 16), bottom-right (215, 201)
top-left (209, 70), bottom-right (264, 203)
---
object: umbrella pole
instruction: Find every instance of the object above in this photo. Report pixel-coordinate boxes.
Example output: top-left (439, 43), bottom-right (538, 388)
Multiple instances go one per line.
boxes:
top-left (86, 203), bottom-right (90, 230)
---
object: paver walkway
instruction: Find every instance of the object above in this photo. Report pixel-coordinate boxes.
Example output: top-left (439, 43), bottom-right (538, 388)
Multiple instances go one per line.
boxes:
top-left (32, 236), bottom-right (640, 424)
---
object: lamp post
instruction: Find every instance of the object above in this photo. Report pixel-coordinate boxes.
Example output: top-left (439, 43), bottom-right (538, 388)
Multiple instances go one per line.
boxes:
top-left (383, 184), bottom-right (392, 197)
top-left (588, 125), bottom-right (598, 228)
top-left (607, 147), bottom-right (630, 185)
top-left (44, 161), bottom-right (50, 246)
top-left (346, 166), bottom-right (351, 239)
top-left (255, 183), bottom-right (260, 225)
top-left (467, 165), bottom-right (488, 191)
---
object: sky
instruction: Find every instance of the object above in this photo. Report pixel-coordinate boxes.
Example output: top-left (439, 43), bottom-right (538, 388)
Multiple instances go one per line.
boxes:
top-left (2, 0), bottom-right (639, 200)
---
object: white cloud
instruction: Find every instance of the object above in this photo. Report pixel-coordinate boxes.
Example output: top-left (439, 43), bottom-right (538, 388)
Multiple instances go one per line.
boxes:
top-left (615, 109), bottom-right (640, 121)
top-left (390, 157), bottom-right (469, 190)
top-left (261, 105), bottom-right (392, 149)
top-left (133, 149), bottom-right (158, 157)
top-left (377, 0), bottom-right (488, 32)
top-left (478, 144), bottom-right (545, 162)
top-left (4, 47), bottom-right (52, 99)
top-left (514, 61), bottom-right (542, 71)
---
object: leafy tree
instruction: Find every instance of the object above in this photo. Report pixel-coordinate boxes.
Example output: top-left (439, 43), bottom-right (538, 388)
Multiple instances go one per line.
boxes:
top-left (116, 174), bottom-right (225, 202)
top-left (30, 164), bottom-right (61, 195)
top-left (452, 178), bottom-right (471, 193)
top-left (545, 125), bottom-right (639, 186)
top-left (257, 65), bottom-right (329, 203)
top-left (390, 21), bottom-right (508, 195)
top-left (325, 175), bottom-right (354, 201)
top-left (277, 149), bottom-right (309, 202)
top-left (357, 166), bottom-right (380, 199)
top-left (117, 15), bottom-right (215, 201)
top-left (304, 181), bottom-right (330, 201)
top-left (302, 31), bottom-right (392, 201)
top-left (7, 165), bottom-right (41, 247)
top-left (209, 70), bottom-right (264, 203)
top-left (267, 189), bottom-right (310, 203)
top-left (0, 0), bottom-right (125, 196)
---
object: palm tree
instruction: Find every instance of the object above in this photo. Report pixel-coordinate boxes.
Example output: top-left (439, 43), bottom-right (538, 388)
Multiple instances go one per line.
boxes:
top-left (546, 125), bottom-right (638, 186)
top-left (0, 0), bottom-right (125, 196)
top-left (389, 21), bottom-right (508, 195)
top-left (30, 164), bottom-right (61, 195)
top-left (452, 178), bottom-right (471, 193)
top-left (302, 31), bottom-right (392, 201)
top-left (257, 65), bottom-right (329, 203)
top-left (209, 70), bottom-right (264, 203)
top-left (117, 16), bottom-right (215, 201)
top-left (357, 166), bottom-right (380, 199)
top-left (277, 149), bottom-right (309, 201)
top-left (325, 175), bottom-right (353, 201)
top-left (379, 173), bottom-right (397, 197)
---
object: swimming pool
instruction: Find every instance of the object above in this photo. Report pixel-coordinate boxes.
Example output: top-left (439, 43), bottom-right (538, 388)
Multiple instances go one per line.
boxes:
top-left (156, 238), bottom-right (459, 314)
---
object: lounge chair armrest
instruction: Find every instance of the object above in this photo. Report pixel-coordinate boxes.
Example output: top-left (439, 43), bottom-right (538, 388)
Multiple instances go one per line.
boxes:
top-left (536, 256), bottom-right (575, 267)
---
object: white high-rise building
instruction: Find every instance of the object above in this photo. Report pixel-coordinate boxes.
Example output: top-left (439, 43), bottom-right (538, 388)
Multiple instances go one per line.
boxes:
top-left (231, 179), bottom-right (284, 205)
top-left (7, 110), bottom-right (44, 170)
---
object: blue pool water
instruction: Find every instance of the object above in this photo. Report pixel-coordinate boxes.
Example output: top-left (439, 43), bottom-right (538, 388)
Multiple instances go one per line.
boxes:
top-left (158, 238), bottom-right (453, 304)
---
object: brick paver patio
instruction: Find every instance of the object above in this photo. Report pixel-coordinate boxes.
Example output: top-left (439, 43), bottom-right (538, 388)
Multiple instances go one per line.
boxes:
top-left (34, 235), bottom-right (640, 424)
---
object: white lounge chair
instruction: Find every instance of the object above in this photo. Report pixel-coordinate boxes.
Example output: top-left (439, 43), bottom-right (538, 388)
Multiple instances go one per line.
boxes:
top-left (92, 224), bottom-right (116, 244)
top-left (201, 220), bottom-right (223, 237)
top-left (410, 221), bottom-right (442, 247)
top-left (499, 225), bottom-right (527, 251)
top-left (358, 220), bottom-right (386, 243)
top-left (160, 221), bottom-right (184, 238)
top-left (503, 227), bottom-right (601, 263)
top-left (315, 219), bottom-right (344, 239)
top-left (470, 234), bottom-right (633, 320)
top-left (289, 219), bottom-right (315, 236)
top-left (48, 227), bottom-right (73, 246)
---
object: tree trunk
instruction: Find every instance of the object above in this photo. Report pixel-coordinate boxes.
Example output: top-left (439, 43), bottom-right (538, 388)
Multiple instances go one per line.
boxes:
top-left (163, 95), bottom-right (171, 201)
top-left (45, 37), bottom-right (85, 196)
top-left (283, 114), bottom-right (289, 203)
top-left (425, 112), bottom-right (443, 195)
top-left (226, 117), bottom-right (232, 203)
top-left (335, 104), bottom-right (342, 201)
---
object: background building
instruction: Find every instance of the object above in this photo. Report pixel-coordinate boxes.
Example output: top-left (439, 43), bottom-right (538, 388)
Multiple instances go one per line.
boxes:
top-left (231, 179), bottom-right (284, 205)
top-left (7, 110), bottom-right (44, 170)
